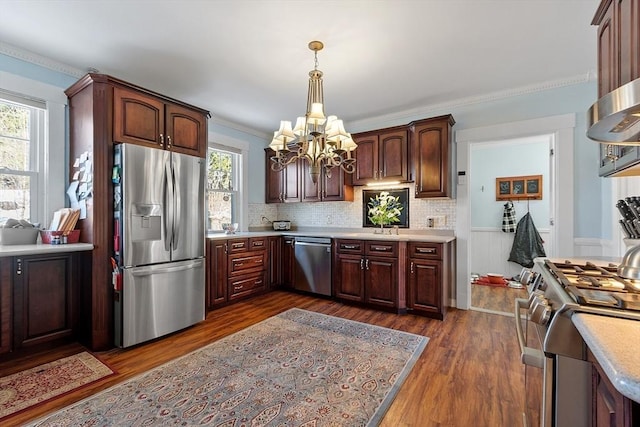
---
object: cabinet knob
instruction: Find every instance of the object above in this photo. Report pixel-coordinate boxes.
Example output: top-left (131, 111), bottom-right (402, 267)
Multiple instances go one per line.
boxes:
top-left (360, 258), bottom-right (364, 270)
top-left (365, 259), bottom-right (370, 270)
top-left (160, 133), bottom-right (164, 146)
top-left (410, 261), bottom-right (414, 274)
top-left (16, 258), bottom-right (22, 275)
top-left (167, 135), bottom-right (172, 148)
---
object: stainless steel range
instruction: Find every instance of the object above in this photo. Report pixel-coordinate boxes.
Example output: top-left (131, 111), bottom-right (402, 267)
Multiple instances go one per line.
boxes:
top-left (514, 257), bottom-right (640, 427)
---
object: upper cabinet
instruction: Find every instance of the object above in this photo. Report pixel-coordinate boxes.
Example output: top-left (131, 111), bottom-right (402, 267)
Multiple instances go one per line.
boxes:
top-left (593, 0), bottom-right (640, 98)
top-left (411, 115), bottom-right (456, 198)
top-left (352, 128), bottom-right (409, 185)
top-left (265, 148), bottom-right (301, 203)
top-left (300, 160), bottom-right (354, 202)
top-left (114, 86), bottom-right (208, 158)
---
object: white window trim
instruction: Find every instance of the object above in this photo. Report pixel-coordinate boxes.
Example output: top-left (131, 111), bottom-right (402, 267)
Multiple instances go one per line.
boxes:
top-left (208, 132), bottom-right (249, 232)
top-left (0, 71), bottom-right (67, 227)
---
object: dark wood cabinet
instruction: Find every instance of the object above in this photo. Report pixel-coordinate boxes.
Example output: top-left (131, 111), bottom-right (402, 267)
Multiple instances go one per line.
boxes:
top-left (268, 236), bottom-right (281, 288)
top-left (593, 0), bottom-right (640, 98)
top-left (66, 73), bottom-right (209, 350)
top-left (407, 241), bottom-right (452, 320)
top-left (0, 258), bottom-right (12, 354)
top-left (226, 237), bottom-right (267, 301)
top-left (265, 149), bottom-right (301, 203)
top-left (12, 253), bottom-right (78, 350)
top-left (588, 348), bottom-right (640, 427)
top-left (206, 239), bottom-right (228, 308)
top-left (113, 86), bottom-right (208, 157)
top-left (352, 128), bottom-right (409, 185)
top-left (300, 160), bottom-right (354, 202)
top-left (281, 236), bottom-right (295, 289)
top-left (411, 115), bottom-right (456, 199)
top-left (334, 239), bottom-right (398, 309)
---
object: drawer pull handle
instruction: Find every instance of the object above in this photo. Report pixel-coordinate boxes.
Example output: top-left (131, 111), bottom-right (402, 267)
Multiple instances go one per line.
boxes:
top-left (417, 248), bottom-right (436, 254)
top-left (232, 243), bottom-right (245, 249)
top-left (255, 280), bottom-right (263, 285)
top-left (253, 242), bottom-right (264, 247)
top-left (234, 285), bottom-right (243, 291)
top-left (343, 245), bottom-right (358, 249)
top-left (235, 262), bottom-right (244, 267)
top-left (255, 260), bottom-right (262, 264)
top-left (372, 246), bottom-right (390, 251)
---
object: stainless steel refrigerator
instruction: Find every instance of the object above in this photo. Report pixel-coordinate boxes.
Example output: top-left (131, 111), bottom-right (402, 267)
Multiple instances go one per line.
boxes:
top-left (113, 143), bottom-right (205, 348)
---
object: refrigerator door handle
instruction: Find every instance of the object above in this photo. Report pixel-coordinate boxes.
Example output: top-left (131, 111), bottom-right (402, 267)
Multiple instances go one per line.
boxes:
top-left (129, 259), bottom-right (203, 276)
top-left (172, 157), bottom-right (181, 250)
top-left (164, 160), bottom-right (174, 252)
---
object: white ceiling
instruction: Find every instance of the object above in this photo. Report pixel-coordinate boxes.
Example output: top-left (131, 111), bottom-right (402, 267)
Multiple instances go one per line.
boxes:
top-left (0, 0), bottom-right (599, 136)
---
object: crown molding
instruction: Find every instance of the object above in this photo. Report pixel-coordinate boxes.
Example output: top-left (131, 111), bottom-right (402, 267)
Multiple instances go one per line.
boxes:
top-left (348, 72), bottom-right (597, 132)
top-left (0, 41), bottom-right (85, 78)
top-left (209, 115), bottom-right (271, 140)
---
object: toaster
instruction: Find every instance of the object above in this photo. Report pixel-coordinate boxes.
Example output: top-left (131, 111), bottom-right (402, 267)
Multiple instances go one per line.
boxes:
top-left (272, 220), bottom-right (291, 231)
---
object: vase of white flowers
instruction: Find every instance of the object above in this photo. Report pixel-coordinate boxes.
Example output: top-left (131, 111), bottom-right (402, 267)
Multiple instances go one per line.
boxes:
top-left (367, 191), bottom-right (403, 234)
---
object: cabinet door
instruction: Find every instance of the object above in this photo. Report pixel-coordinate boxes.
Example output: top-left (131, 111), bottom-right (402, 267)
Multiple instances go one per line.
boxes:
top-left (13, 254), bottom-right (76, 350)
top-left (206, 240), bottom-right (228, 308)
top-left (352, 133), bottom-right (378, 185)
top-left (413, 116), bottom-right (454, 198)
top-left (265, 149), bottom-right (284, 203)
top-left (283, 159), bottom-right (301, 202)
top-left (618, 0), bottom-right (640, 87)
top-left (365, 256), bottom-right (397, 308)
top-left (165, 103), bottom-right (207, 158)
top-left (323, 166), bottom-right (353, 201)
top-left (596, 2), bottom-right (617, 97)
top-left (268, 237), bottom-right (282, 288)
top-left (281, 237), bottom-right (295, 288)
top-left (407, 258), bottom-right (444, 319)
top-left (334, 254), bottom-right (364, 302)
top-left (113, 86), bottom-right (165, 148)
top-left (0, 258), bottom-right (11, 354)
top-left (301, 160), bottom-right (321, 202)
top-left (228, 272), bottom-right (266, 301)
top-left (379, 130), bottom-right (409, 181)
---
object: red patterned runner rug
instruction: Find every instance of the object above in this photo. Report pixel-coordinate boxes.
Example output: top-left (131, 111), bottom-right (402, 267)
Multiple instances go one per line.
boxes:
top-left (28, 308), bottom-right (429, 426)
top-left (0, 351), bottom-right (115, 421)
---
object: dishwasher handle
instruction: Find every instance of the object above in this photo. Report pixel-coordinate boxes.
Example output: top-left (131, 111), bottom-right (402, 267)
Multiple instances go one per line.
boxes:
top-left (295, 240), bottom-right (332, 253)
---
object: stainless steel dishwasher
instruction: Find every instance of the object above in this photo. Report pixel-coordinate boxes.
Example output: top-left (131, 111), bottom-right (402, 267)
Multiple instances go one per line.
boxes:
top-left (294, 236), bottom-right (332, 296)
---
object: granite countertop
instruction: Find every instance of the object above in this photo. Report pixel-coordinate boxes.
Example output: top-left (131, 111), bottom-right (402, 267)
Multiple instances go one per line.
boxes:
top-left (573, 313), bottom-right (640, 403)
top-left (0, 243), bottom-right (94, 257)
top-left (206, 229), bottom-right (456, 243)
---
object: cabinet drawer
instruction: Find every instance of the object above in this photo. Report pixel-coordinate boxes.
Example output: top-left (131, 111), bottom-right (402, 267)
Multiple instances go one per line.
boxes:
top-left (228, 252), bottom-right (265, 275)
top-left (249, 237), bottom-right (267, 251)
top-left (408, 242), bottom-right (442, 260)
top-left (336, 239), bottom-right (363, 254)
top-left (228, 272), bottom-right (266, 300)
top-left (227, 238), bottom-right (249, 253)
top-left (365, 241), bottom-right (398, 257)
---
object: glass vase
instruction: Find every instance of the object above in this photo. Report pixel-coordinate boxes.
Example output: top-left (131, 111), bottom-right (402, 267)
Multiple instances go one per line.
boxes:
top-left (374, 223), bottom-right (386, 234)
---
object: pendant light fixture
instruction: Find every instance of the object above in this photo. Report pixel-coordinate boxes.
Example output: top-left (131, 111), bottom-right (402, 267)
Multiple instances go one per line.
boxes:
top-left (268, 41), bottom-right (357, 184)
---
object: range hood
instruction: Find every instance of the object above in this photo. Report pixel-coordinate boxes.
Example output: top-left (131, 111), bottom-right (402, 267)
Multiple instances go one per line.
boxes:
top-left (587, 77), bottom-right (640, 144)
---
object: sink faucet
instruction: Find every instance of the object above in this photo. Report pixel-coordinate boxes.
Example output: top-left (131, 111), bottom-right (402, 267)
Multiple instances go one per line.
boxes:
top-left (392, 225), bottom-right (399, 235)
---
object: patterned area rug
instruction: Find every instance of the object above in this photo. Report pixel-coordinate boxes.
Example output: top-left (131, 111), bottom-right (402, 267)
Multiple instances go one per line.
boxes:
top-left (29, 308), bottom-right (428, 426)
top-left (0, 351), bottom-right (115, 421)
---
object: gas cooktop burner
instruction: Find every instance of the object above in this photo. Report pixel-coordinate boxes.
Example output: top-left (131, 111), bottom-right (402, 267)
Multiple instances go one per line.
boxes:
top-left (544, 260), bottom-right (640, 311)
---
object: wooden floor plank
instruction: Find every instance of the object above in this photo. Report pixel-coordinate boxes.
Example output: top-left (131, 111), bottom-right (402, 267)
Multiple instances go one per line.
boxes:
top-left (0, 291), bottom-right (531, 427)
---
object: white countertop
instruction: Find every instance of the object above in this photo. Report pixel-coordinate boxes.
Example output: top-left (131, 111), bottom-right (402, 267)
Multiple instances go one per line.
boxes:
top-left (207, 230), bottom-right (456, 243)
top-left (0, 242), bottom-right (94, 257)
top-left (573, 313), bottom-right (640, 403)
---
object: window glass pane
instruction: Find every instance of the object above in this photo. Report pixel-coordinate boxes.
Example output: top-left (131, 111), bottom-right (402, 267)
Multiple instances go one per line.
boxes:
top-left (0, 173), bottom-right (31, 220)
top-left (0, 101), bottom-right (31, 171)
top-left (206, 147), bottom-right (238, 232)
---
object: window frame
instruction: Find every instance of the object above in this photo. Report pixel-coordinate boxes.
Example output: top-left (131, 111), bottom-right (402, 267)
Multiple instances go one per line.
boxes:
top-left (206, 145), bottom-right (241, 233)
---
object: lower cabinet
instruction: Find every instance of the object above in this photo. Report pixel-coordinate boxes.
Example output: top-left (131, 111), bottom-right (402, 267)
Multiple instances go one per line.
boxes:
top-left (334, 240), bottom-right (398, 310)
top-left (268, 236), bottom-right (281, 288)
top-left (0, 258), bottom-right (12, 354)
top-left (588, 349), bottom-right (640, 427)
top-left (11, 253), bottom-right (79, 352)
top-left (206, 239), bottom-right (228, 308)
top-left (406, 241), bottom-right (451, 320)
top-left (281, 236), bottom-right (295, 289)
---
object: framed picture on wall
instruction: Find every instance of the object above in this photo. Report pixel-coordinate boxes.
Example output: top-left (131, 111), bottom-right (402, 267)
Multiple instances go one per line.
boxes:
top-left (495, 174), bottom-right (542, 200)
top-left (362, 188), bottom-right (410, 228)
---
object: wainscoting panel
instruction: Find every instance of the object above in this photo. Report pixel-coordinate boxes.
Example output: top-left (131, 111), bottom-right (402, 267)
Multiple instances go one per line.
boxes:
top-left (470, 228), bottom-right (551, 279)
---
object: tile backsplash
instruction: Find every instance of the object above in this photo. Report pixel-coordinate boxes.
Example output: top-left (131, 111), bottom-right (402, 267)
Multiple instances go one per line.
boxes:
top-left (248, 183), bottom-right (456, 230)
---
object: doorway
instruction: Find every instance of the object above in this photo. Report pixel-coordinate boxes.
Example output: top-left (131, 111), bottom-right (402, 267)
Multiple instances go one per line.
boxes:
top-left (455, 114), bottom-right (576, 312)
top-left (469, 136), bottom-right (552, 314)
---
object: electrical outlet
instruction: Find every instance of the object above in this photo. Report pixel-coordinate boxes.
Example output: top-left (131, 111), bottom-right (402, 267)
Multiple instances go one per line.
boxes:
top-left (427, 218), bottom-right (434, 228)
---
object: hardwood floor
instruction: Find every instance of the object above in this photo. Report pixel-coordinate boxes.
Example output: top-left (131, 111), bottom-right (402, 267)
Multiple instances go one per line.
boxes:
top-left (0, 291), bottom-right (529, 426)
top-left (471, 283), bottom-right (528, 314)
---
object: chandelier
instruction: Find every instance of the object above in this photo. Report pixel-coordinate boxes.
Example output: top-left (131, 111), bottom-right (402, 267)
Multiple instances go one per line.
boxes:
top-left (268, 41), bottom-right (357, 184)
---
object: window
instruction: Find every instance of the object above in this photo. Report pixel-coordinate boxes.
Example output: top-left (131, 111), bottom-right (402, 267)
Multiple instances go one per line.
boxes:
top-left (206, 147), bottom-right (240, 231)
top-left (0, 96), bottom-right (44, 223)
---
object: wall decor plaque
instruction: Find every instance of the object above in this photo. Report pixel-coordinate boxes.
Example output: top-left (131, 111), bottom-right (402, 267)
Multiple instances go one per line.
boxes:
top-left (495, 174), bottom-right (542, 200)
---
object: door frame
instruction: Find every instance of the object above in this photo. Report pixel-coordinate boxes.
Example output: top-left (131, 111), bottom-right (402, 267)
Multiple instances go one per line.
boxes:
top-left (455, 114), bottom-right (575, 309)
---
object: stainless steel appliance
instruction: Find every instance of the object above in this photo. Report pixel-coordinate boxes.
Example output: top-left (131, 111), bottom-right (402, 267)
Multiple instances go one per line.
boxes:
top-left (293, 236), bottom-right (332, 296)
top-left (113, 144), bottom-right (205, 348)
top-left (515, 258), bottom-right (640, 426)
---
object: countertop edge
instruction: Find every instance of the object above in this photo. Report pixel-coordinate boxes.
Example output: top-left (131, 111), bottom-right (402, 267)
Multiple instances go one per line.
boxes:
top-left (573, 313), bottom-right (640, 403)
top-left (0, 243), bottom-right (94, 256)
top-left (206, 230), bottom-right (456, 243)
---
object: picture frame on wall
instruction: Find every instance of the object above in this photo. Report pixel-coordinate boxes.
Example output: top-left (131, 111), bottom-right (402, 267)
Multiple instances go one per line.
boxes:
top-left (362, 188), bottom-right (410, 228)
top-left (495, 174), bottom-right (542, 200)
